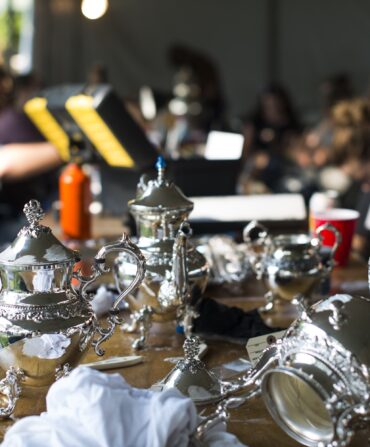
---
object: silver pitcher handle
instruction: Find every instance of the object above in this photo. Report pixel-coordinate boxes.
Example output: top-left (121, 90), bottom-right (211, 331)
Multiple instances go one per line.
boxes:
top-left (194, 343), bottom-right (280, 442)
top-left (94, 233), bottom-right (146, 311)
top-left (76, 233), bottom-right (146, 307)
top-left (315, 223), bottom-right (342, 261)
top-left (243, 220), bottom-right (269, 245)
top-left (75, 233), bottom-right (146, 356)
top-left (193, 396), bottom-right (251, 441)
top-left (242, 220), bottom-right (269, 279)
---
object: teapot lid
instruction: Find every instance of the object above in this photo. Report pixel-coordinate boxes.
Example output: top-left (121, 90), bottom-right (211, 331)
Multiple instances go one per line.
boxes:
top-left (0, 200), bottom-right (78, 268)
top-left (129, 157), bottom-right (193, 213)
top-left (161, 335), bottom-right (223, 404)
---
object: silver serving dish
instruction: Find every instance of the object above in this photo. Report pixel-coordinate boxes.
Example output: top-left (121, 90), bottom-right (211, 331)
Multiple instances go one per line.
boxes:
top-left (195, 293), bottom-right (370, 447)
top-left (194, 235), bottom-right (252, 287)
top-left (0, 200), bottom-right (145, 417)
top-left (243, 220), bottom-right (341, 312)
top-left (115, 157), bottom-right (209, 349)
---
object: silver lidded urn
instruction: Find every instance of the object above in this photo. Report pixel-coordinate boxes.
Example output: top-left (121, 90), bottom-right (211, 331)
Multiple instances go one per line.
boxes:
top-left (0, 199), bottom-right (145, 417)
top-left (196, 293), bottom-right (370, 447)
top-left (243, 220), bottom-right (341, 312)
top-left (114, 157), bottom-right (209, 349)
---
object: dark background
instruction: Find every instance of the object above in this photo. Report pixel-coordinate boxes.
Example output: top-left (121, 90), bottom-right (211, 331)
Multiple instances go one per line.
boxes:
top-left (33, 0), bottom-right (370, 119)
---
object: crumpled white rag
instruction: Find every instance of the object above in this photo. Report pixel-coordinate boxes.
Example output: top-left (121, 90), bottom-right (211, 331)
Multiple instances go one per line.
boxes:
top-left (2, 367), bottom-right (245, 447)
top-left (91, 286), bottom-right (117, 317)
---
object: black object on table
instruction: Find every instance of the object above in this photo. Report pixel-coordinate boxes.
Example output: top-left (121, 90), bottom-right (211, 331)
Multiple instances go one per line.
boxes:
top-left (193, 297), bottom-right (281, 342)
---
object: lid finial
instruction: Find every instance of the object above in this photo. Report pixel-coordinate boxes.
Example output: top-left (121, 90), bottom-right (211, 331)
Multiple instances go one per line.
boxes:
top-left (156, 156), bottom-right (166, 184)
top-left (19, 199), bottom-right (50, 238)
top-left (177, 335), bottom-right (204, 374)
top-left (24, 200), bottom-right (44, 226)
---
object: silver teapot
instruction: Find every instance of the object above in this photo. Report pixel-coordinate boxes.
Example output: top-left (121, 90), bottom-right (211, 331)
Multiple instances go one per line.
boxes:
top-left (243, 220), bottom-right (341, 312)
top-left (196, 293), bottom-right (370, 447)
top-left (0, 200), bottom-right (145, 417)
top-left (115, 157), bottom-right (209, 349)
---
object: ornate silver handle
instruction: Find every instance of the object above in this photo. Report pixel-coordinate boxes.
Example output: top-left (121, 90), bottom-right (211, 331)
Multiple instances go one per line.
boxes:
top-left (242, 220), bottom-right (269, 279)
top-left (93, 233), bottom-right (146, 311)
top-left (194, 396), bottom-right (250, 441)
top-left (74, 233), bottom-right (146, 356)
top-left (194, 343), bottom-right (280, 442)
top-left (93, 234), bottom-right (146, 355)
top-left (315, 223), bottom-right (342, 260)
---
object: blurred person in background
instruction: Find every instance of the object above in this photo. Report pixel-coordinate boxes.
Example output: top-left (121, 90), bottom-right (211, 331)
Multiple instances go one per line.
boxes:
top-left (167, 44), bottom-right (227, 133)
top-left (293, 74), bottom-right (354, 172)
top-left (149, 44), bottom-right (228, 157)
top-left (319, 98), bottom-right (370, 259)
top-left (320, 98), bottom-right (370, 206)
top-left (0, 67), bottom-right (62, 242)
top-left (240, 83), bottom-right (302, 193)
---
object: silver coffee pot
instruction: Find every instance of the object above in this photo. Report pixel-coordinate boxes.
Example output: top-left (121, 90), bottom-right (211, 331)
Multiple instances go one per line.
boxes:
top-left (0, 200), bottom-right (145, 417)
top-left (115, 157), bottom-right (209, 349)
top-left (243, 220), bottom-right (341, 312)
top-left (195, 293), bottom-right (370, 447)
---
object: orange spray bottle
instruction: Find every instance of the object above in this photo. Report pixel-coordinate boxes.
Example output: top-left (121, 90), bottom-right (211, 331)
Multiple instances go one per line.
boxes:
top-left (59, 151), bottom-right (92, 241)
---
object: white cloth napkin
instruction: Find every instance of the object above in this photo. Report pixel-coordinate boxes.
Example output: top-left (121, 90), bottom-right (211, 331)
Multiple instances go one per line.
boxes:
top-left (2, 367), bottom-right (245, 447)
top-left (91, 286), bottom-right (117, 317)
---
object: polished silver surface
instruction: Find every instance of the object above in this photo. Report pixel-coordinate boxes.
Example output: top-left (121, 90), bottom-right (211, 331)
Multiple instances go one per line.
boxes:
top-left (115, 158), bottom-right (209, 349)
top-left (0, 199), bottom-right (77, 267)
top-left (161, 335), bottom-right (223, 404)
top-left (243, 220), bottom-right (341, 312)
top-left (194, 235), bottom-right (252, 287)
top-left (195, 293), bottom-right (370, 447)
top-left (0, 200), bottom-right (145, 417)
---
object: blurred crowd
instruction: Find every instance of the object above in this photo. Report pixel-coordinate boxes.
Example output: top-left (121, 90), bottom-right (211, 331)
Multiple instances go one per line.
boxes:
top-left (0, 48), bottom-right (370, 256)
top-left (237, 75), bottom-right (370, 256)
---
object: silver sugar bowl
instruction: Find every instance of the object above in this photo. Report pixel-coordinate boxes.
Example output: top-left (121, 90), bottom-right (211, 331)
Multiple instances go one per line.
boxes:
top-left (115, 157), bottom-right (209, 349)
top-left (243, 220), bottom-right (341, 312)
top-left (196, 293), bottom-right (370, 447)
top-left (0, 200), bottom-right (145, 417)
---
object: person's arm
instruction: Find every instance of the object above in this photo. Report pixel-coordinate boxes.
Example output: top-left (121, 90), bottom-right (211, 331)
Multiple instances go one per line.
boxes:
top-left (242, 123), bottom-right (255, 161)
top-left (0, 142), bottom-right (62, 181)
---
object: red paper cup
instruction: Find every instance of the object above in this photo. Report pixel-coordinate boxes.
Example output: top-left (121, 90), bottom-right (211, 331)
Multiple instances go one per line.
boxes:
top-left (312, 208), bottom-right (359, 266)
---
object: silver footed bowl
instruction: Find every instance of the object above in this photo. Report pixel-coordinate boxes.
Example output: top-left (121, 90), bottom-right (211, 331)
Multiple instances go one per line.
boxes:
top-left (0, 199), bottom-right (145, 417)
top-left (196, 293), bottom-right (370, 447)
top-left (243, 220), bottom-right (341, 312)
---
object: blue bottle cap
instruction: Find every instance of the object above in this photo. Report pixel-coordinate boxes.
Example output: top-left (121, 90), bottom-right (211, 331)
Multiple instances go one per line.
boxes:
top-left (155, 156), bottom-right (166, 170)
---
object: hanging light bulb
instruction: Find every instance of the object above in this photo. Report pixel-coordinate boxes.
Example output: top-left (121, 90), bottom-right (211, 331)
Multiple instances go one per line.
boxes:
top-left (81, 0), bottom-right (108, 20)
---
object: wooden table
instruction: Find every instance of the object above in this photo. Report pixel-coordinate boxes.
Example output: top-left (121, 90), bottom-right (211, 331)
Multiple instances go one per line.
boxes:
top-left (1, 216), bottom-right (368, 446)
top-left (1, 259), bottom-right (368, 445)
top-left (83, 259), bottom-right (369, 447)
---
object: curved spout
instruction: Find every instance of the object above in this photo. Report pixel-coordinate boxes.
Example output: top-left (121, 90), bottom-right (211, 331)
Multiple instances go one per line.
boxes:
top-left (157, 222), bottom-right (192, 309)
